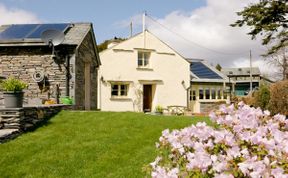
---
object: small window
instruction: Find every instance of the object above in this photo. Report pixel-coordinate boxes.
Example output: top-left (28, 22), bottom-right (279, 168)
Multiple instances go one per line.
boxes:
top-left (138, 51), bottom-right (150, 68)
top-left (217, 88), bottom-right (222, 99)
top-left (211, 88), bottom-right (216, 99)
top-left (190, 90), bottom-right (196, 101)
top-left (205, 88), bottom-right (210, 99)
top-left (111, 84), bottom-right (128, 97)
top-left (199, 88), bottom-right (204, 100)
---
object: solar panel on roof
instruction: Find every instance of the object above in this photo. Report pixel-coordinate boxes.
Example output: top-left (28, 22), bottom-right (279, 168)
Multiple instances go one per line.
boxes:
top-left (27, 24), bottom-right (70, 38)
top-left (190, 62), bottom-right (222, 79)
top-left (0, 23), bottom-right (70, 40)
top-left (0, 24), bottom-right (38, 40)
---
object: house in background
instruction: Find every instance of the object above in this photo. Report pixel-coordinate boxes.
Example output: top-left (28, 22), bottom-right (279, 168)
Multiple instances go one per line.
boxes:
top-left (98, 30), bottom-right (232, 113)
top-left (98, 30), bottom-right (190, 112)
top-left (222, 67), bottom-right (273, 96)
top-left (188, 59), bottom-right (232, 113)
top-left (0, 23), bottom-right (100, 110)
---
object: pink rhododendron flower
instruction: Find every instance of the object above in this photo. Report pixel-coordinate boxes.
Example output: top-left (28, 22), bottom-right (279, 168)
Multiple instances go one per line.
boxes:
top-left (149, 103), bottom-right (288, 177)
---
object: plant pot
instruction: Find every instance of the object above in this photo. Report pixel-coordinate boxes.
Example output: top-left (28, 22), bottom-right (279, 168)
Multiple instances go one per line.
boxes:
top-left (3, 91), bottom-right (24, 108)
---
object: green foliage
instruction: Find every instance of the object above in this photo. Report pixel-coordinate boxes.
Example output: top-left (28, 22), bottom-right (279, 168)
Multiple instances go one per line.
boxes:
top-left (0, 77), bottom-right (28, 92)
top-left (0, 111), bottom-right (209, 178)
top-left (231, 0), bottom-right (288, 55)
top-left (155, 105), bottom-right (164, 113)
top-left (269, 80), bottom-right (288, 115)
top-left (254, 84), bottom-right (270, 109)
top-left (215, 63), bottom-right (222, 71)
top-left (97, 37), bottom-right (126, 52)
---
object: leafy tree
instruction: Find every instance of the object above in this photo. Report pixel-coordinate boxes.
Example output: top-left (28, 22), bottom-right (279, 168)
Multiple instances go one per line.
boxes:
top-left (97, 37), bottom-right (126, 52)
top-left (231, 0), bottom-right (288, 55)
top-left (215, 63), bottom-right (222, 71)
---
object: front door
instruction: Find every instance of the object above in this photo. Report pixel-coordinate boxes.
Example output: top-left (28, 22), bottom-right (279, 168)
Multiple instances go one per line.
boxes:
top-left (143, 85), bottom-right (152, 112)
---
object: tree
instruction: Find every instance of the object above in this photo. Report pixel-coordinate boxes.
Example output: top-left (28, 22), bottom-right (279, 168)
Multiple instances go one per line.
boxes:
top-left (215, 63), bottom-right (222, 71)
top-left (97, 37), bottom-right (126, 52)
top-left (231, 0), bottom-right (288, 55)
top-left (266, 47), bottom-right (288, 80)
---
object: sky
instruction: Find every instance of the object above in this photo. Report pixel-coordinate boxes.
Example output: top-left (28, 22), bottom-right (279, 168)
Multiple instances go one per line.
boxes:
top-left (0, 0), bottom-right (279, 78)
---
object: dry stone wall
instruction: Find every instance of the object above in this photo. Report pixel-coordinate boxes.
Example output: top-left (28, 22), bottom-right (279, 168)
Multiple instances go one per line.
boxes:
top-left (0, 105), bottom-right (67, 143)
top-left (0, 46), bottom-right (75, 106)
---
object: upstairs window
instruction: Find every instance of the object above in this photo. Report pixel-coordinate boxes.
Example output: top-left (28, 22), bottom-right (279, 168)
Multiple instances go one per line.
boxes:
top-left (111, 84), bottom-right (128, 97)
top-left (138, 51), bottom-right (150, 68)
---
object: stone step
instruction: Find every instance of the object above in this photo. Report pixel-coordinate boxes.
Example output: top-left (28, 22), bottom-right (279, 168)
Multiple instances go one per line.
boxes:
top-left (0, 129), bottom-right (19, 139)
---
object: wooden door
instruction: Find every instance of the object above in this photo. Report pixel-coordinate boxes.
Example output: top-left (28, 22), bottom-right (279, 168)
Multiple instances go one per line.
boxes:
top-left (84, 62), bottom-right (91, 110)
top-left (143, 85), bottom-right (152, 112)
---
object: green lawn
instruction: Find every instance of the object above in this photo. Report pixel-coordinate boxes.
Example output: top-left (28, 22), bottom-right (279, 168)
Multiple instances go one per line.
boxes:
top-left (0, 111), bottom-right (210, 178)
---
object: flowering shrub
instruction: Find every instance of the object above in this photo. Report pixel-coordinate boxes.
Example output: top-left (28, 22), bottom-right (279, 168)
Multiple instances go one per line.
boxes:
top-left (148, 102), bottom-right (288, 177)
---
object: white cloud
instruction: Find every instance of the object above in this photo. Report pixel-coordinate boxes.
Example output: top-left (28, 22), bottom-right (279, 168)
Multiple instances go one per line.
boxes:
top-left (120, 0), bottom-right (277, 77)
top-left (0, 3), bottom-right (40, 25)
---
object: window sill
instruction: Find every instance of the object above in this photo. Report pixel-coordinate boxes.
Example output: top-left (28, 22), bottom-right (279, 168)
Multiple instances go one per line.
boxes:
top-left (110, 97), bottom-right (132, 101)
top-left (136, 67), bottom-right (153, 71)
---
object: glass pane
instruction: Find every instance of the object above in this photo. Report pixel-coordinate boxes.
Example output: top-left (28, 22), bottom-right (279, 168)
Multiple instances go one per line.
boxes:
top-left (111, 84), bottom-right (119, 96)
top-left (138, 52), bottom-right (143, 66)
top-left (211, 89), bottom-right (216, 99)
top-left (205, 88), bottom-right (210, 99)
top-left (120, 85), bottom-right (127, 96)
top-left (218, 89), bottom-right (222, 99)
top-left (138, 59), bottom-right (143, 66)
top-left (144, 53), bottom-right (150, 66)
top-left (144, 58), bottom-right (149, 66)
top-left (192, 90), bottom-right (196, 101)
top-left (199, 89), bottom-right (204, 99)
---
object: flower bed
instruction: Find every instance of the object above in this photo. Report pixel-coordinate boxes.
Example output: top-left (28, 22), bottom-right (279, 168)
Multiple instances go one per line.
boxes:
top-left (148, 102), bottom-right (288, 177)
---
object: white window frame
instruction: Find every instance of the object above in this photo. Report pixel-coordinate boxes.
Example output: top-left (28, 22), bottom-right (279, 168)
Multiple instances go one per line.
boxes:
top-left (137, 51), bottom-right (150, 68)
top-left (111, 83), bottom-right (129, 98)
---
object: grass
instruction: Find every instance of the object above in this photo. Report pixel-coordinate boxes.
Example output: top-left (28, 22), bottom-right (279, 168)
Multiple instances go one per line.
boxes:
top-left (0, 111), bottom-right (210, 178)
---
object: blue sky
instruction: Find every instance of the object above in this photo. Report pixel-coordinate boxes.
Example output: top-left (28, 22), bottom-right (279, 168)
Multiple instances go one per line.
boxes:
top-left (0, 0), bottom-right (278, 78)
top-left (0, 0), bottom-right (205, 43)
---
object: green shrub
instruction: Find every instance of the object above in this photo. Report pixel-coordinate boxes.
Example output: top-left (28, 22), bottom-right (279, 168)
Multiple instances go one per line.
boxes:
top-left (254, 84), bottom-right (270, 110)
top-left (0, 77), bottom-right (28, 92)
top-left (269, 80), bottom-right (288, 115)
top-left (155, 105), bottom-right (163, 113)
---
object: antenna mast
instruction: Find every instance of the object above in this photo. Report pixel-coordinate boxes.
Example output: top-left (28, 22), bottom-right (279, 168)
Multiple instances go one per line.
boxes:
top-left (130, 21), bottom-right (133, 37)
top-left (249, 50), bottom-right (253, 93)
top-left (142, 11), bottom-right (146, 33)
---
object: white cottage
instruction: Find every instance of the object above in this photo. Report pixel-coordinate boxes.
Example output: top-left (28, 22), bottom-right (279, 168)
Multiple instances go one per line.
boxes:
top-left (98, 30), bottom-right (190, 112)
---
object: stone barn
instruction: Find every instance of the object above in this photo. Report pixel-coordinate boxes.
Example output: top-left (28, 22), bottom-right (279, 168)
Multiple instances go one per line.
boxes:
top-left (0, 23), bottom-right (100, 110)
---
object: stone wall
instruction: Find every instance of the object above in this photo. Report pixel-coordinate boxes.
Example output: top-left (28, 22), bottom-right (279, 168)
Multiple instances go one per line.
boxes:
top-left (0, 105), bottom-right (67, 142)
top-left (0, 46), bottom-right (75, 106)
top-left (75, 30), bottom-right (98, 110)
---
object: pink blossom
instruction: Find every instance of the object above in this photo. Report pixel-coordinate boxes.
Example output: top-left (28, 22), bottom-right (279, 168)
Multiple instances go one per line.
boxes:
top-left (214, 173), bottom-right (234, 178)
top-left (150, 103), bottom-right (288, 177)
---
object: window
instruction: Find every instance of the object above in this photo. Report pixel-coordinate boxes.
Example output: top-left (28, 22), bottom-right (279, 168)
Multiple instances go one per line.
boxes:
top-left (217, 88), bottom-right (222, 99)
top-left (138, 51), bottom-right (150, 67)
top-left (190, 90), bottom-right (196, 101)
top-left (111, 84), bottom-right (128, 97)
top-left (211, 88), bottom-right (216, 99)
top-left (199, 88), bottom-right (204, 99)
top-left (205, 88), bottom-right (210, 99)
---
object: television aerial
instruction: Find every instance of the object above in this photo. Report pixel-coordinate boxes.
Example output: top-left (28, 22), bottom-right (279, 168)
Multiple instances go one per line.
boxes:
top-left (41, 29), bottom-right (65, 58)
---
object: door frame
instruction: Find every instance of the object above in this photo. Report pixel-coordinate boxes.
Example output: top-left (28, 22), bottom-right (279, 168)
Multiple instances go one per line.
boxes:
top-left (143, 84), bottom-right (152, 112)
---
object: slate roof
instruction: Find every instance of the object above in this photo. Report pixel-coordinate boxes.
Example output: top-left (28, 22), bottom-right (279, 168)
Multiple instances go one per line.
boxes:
top-left (0, 23), bottom-right (93, 47)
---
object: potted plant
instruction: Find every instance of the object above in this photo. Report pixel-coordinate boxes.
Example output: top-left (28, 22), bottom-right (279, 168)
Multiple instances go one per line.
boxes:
top-left (155, 105), bottom-right (163, 115)
top-left (0, 77), bottom-right (28, 108)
